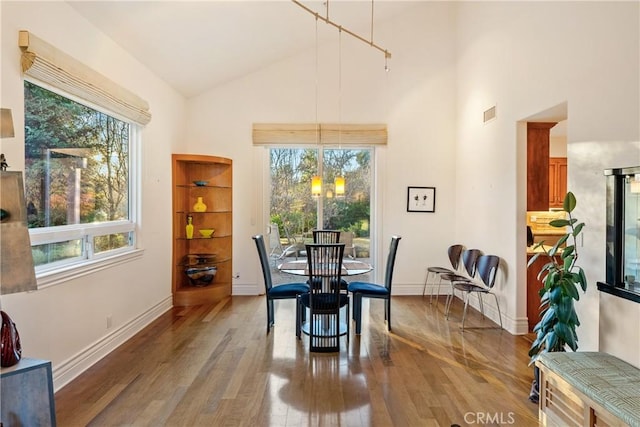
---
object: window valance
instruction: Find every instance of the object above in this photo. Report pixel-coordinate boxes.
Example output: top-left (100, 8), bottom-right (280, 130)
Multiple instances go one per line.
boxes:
top-left (252, 123), bottom-right (387, 146)
top-left (19, 30), bottom-right (152, 125)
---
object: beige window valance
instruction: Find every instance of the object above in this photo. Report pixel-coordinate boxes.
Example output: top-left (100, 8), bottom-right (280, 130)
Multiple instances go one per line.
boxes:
top-left (19, 30), bottom-right (152, 125)
top-left (252, 123), bottom-right (387, 146)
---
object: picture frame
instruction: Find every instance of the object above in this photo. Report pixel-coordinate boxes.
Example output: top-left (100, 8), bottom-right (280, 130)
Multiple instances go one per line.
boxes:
top-left (407, 186), bottom-right (436, 213)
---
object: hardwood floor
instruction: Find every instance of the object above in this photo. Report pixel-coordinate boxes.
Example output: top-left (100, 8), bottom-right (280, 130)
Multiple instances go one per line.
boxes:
top-left (55, 296), bottom-right (539, 426)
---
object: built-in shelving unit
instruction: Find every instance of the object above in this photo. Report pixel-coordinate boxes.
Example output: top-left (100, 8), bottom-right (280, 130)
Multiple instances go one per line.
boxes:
top-left (172, 154), bottom-right (232, 306)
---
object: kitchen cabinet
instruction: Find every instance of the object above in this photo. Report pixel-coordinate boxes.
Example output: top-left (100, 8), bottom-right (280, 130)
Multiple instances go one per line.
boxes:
top-left (548, 157), bottom-right (567, 208)
top-left (527, 122), bottom-right (557, 211)
top-left (172, 154), bottom-right (232, 306)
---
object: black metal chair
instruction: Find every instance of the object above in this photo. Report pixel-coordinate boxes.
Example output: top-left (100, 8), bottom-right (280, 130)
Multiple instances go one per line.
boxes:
top-left (297, 242), bottom-right (349, 352)
top-left (252, 235), bottom-right (309, 334)
top-left (452, 254), bottom-right (502, 331)
top-left (423, 244), bottom-right (464, 304)
top-left (347, 236), bottom-right (401, 334)
top-left (442, 248), bottom-right (483, 319)
top-left (312, 229), bottom-right (341, 244)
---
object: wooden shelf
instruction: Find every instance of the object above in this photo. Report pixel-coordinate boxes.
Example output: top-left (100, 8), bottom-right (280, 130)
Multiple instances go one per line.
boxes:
top-left (172, 154), bottom-right (232, 306)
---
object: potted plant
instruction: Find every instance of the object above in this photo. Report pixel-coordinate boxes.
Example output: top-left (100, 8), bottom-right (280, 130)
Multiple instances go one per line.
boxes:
top-left (527, 191), bottom-right (587, 403)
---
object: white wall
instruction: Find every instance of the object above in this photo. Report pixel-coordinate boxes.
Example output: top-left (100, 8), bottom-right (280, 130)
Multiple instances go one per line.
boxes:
top-left (455, 1), bottom-right (639, 362)
top-left (0, 1), bottom-right (185, 389)
top-left (185, 2), bottom-right (459, 296)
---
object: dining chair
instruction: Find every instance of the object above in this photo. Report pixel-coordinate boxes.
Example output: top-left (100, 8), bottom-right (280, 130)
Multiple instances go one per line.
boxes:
top-left (312, 229), bottom-right (341, 244)
top-left (451, 254), bottom-right (502, 331)
top-left (297, 242), bottom-right (349, 352)
top-left (252, 235), bottom-right (310, 334)
top-left (442, 248), bottom-right (482, 319)
top-left (423, 244), bottom-right (464, 304)
top-left (312, 229), bottom-right (348, 290)
top-left (347, 235), bottom-right (401, 334)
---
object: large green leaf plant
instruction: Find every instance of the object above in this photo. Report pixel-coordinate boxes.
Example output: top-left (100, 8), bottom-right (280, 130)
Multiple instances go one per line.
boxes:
top-left (528, 191), bottom-right (588, 365)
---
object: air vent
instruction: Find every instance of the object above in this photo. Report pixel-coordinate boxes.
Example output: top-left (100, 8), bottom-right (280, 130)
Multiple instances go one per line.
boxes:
top-left (483, 105), bottom-right (496, 123)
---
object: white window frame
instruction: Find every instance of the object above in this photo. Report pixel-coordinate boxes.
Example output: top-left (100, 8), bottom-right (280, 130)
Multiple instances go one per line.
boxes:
top-left (24, 79), bottom-right (143, 289)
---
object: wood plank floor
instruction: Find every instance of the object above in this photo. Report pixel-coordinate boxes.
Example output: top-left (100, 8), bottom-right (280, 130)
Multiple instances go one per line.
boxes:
top-left (55, 296), bottom-right (539, 426)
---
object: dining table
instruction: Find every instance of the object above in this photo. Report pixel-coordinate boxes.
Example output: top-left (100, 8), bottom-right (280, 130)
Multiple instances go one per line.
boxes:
top-left (277, 259), bottom-right (373, 337)
top-left (277, 259), bottom-right (373, 277)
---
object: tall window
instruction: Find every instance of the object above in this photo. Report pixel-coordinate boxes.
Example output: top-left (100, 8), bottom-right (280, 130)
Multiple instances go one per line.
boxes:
top-left (269, 146), bottom-right (372, 250)
top-left (24, 80), bottom-right (138, 273)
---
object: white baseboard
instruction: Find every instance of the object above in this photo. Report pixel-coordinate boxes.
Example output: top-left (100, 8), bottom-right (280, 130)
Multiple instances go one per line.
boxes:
top-left (232, 283), bottom-right (261, 295)
top-left (52, 296), bottom-right (172, 392)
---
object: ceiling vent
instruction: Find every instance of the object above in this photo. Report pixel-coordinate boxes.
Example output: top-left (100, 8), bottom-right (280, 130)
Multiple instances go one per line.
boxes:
top-left (483, 105), bottom-right (497, 123)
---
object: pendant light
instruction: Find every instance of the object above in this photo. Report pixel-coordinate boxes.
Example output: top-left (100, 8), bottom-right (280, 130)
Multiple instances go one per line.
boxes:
top-left (311, 16), bottom-right (322, 197)
top-left (334, 28), bottom-right (345, 197)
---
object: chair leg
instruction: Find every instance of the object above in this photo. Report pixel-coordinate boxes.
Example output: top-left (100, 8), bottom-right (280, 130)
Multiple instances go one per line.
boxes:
top-left (478, 294), bottom-right (485, 319)
top-left (423, 270), bottom-right (430, 297)
top-left (461, 292), bottom-right (470, 331)
top-left (354, 294), bottom-right (362, 335)
top-left (267, 298), bottom-right (274, 333)
top-left (492, 293), bottom-right (503, 329)
top-left (445, 283), bottom-right (455, 319)
top-left (295, 296), bottom-right (301, 339)
top-left (386, 298), bottom-right (391, 331)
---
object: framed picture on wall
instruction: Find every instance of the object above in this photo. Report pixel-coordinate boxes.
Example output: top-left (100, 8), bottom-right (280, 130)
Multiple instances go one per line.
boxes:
top-left (407, 186), bottom-right (436, 212)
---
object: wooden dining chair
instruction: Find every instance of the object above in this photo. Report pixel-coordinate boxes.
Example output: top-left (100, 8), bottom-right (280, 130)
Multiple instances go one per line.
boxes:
top-left (297, 242), bottom-right (349, 352)
top-left (252, 235), bottom-right (309, 334)
top-left (347, 236), bottom-right (401, 334)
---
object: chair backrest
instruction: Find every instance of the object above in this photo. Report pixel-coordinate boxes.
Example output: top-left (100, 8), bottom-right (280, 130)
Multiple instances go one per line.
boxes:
top-left (305, 243), bottom-right (345, 301)
top-left (313, 230), bottom-right (341, 244)
top-left (384, 236), bottom-right (402, 291)
top-left (252, 235), bottom-right (273, 292)
top-left (476, 255), bottom-right (500, 289)
top-left (448, 244), bottom-right (464, 270)
top-left (462, 249), bottom-right (482, 278)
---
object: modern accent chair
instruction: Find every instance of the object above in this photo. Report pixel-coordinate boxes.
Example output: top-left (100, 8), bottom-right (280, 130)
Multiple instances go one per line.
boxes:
top-left (253, 235), bottom-right (310, 334)
top-left (423, 244), bottom-right (464, 304)
top-left (442, 248), bottom-right (483, 319)
top-left (297, 242), bottom-right (349, 352)
top-left (347, 236), bottom-right (401, 334)
top-left (451, 254), bottom-right (502, 331)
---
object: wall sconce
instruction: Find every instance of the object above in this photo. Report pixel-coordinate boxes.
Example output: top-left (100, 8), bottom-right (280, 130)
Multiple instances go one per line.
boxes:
top-left (631, 174), bottom-right (640, 194)
top-left (334, 176), bottom-right (345, 197)
top-left (1, 108), bottom-right (15, 138)
top-left (311, 175), bottom-right (322, 197)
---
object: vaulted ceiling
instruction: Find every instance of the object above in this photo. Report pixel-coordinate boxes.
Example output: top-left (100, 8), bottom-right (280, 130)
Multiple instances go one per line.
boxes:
top-left (68, 1), bottom-right (416, 98)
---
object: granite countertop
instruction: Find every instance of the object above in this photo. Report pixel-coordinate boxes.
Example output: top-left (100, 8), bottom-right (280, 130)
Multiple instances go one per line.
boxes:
top-left (526, 245), bottom-right (562, 255)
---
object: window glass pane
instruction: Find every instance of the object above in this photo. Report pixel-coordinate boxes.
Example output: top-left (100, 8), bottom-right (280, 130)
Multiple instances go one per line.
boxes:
top-left (31, 240), bottom-right (83, 267)
top-left (94, 232), bottom-right (132, 254)
top-left (624, 180), bottom-right (640, 288)
top-left (24, 81), bottom-right (130, 229)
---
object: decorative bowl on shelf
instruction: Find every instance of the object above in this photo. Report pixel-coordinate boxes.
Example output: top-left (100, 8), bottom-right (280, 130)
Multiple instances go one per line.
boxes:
top-left (183, 253), bottom-right (217, 287)
top-left (199, 228), bottom-right (215, 238)
top-left (193, 180), bottom-right (209, 187)
top-left (185, 265), bottom-right (217, 287)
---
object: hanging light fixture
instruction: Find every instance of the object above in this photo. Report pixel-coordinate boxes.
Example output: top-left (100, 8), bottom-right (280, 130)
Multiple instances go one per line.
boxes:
top-left (311, 16), bottom-right (322, 197)
top-left (334, 27), bottom-right (345, 198)
top-left (334, 176), bottom-right (345, 196)
top-left (312, 175), bottom-right (322, 197)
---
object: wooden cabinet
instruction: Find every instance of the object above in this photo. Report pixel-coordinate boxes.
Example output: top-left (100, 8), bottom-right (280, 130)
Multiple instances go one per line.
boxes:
top-left (527, 122), bottom-right (556, 211)
top-left (172, 154), bottom-right (232, 306)
top-left (548, 157), bottom-right (567, 208)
